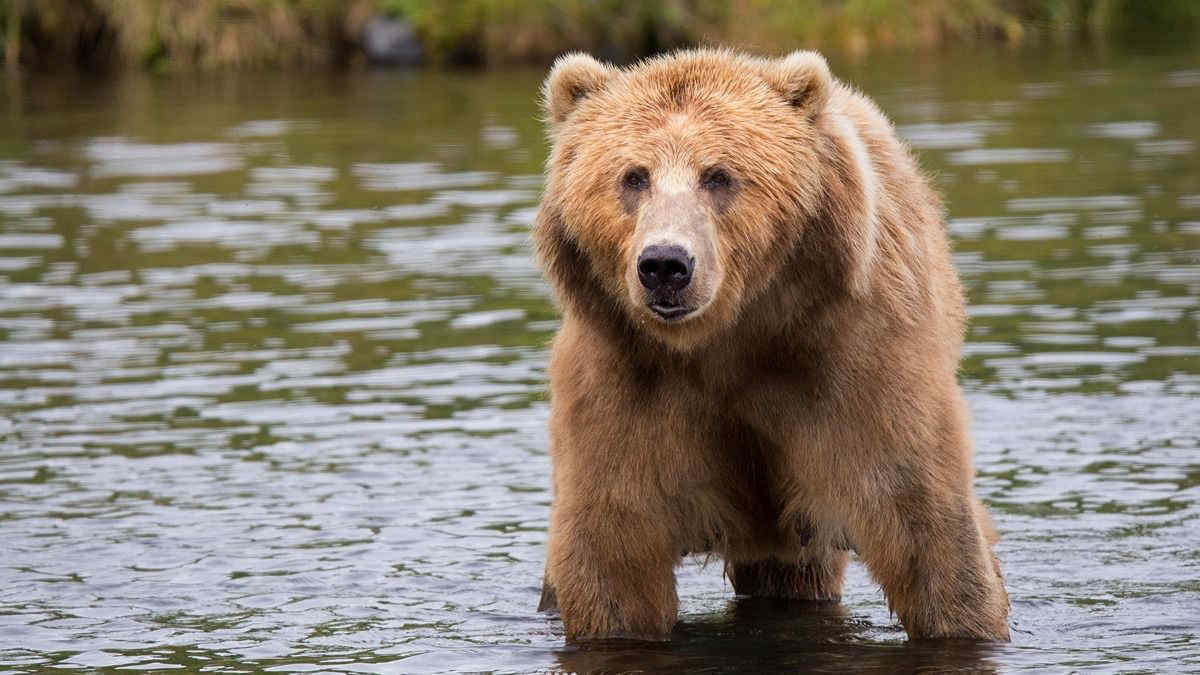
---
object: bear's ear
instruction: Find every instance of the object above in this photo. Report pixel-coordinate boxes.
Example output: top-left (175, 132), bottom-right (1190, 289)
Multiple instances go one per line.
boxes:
top-left (542, 53), bottom-right (615, 126)
top-left (760, 50), bottom-right (832, 114)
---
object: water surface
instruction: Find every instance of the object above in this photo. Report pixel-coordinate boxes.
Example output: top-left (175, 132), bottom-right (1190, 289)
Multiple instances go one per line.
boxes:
top-left (1, 46), bottom-right (1198, 672)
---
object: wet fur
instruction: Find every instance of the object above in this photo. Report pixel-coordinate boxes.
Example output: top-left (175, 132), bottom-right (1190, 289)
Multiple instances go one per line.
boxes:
top-left (533, 48), bottom-right (1010, 641)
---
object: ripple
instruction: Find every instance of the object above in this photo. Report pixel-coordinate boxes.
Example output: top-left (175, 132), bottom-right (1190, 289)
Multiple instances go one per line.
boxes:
top-left (1086, 121), bottom-right (1159, 139)
top-left (353, 163), bottom-right (495, 191)
top-left (896, 121), bottom-right (1005, 149)
top-left (86, 139), bottom-right (242, 178)
top-left (450, 309), bottom-right (527, 329)
top-left (947, 148), bottom-right (1070, 165)
top-left (207, 199), bottom-right (288, 217)
top-left (369, 217), bottom-right (540, 284)
top-left (1166, 69), bottom-right (1200, 87)
top-left (0, 233), bottom-right (64, 249)
top-left (227, 119), bottom-right (294, 137)
top-left (0, 161), bottom-right (78, 192)
top-left (1007, 195), bottom-right (1140, 212)
top-left (129, 219), bottom-right (318, 251)
top-left (1137, 139), bottom-right (1194, 156)
top-left (995, 224), bottom-right (1070, 240)
top-left (435, 189), bottom-right (537, 208)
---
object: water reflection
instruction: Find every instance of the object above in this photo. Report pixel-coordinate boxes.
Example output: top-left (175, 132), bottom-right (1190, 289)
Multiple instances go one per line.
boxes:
top-left (0, 46), bottom-right (1197, 671)
top-left (555, 599), bottom-right (1005, 674)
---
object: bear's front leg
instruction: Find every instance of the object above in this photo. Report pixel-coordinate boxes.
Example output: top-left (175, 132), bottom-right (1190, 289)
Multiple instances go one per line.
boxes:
top-left (544, 499), bottom-right (679, 641)
top-left (849, 486), bottom-right (1010, 640)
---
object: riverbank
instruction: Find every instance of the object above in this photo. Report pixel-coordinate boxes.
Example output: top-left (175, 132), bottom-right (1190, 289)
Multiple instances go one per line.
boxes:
top-left (3, 0), bottom-right (1199, 72)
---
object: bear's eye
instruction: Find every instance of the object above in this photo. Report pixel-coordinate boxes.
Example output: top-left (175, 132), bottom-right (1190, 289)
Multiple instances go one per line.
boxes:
top-left (622, 167), bottom-right (650, 192)
top-left (700, 168), bottom-right (731, 191)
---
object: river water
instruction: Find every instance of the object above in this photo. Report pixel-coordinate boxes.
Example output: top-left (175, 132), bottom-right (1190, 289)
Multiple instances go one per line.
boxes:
top-left (1, 45), bottom-right (1197, 672)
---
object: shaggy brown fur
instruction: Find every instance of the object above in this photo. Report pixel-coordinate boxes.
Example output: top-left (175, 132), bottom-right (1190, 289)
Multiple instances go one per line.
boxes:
top-left (533, 48), bottom-right (1010, 642)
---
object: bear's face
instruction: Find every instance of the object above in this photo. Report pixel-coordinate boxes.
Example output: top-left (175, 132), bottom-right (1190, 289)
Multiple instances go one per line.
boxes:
top-left (536, 50), bottom-right (848, 351)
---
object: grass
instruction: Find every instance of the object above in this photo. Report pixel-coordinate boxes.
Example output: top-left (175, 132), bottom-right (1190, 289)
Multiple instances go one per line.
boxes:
top-left (3, 0), bottom-right (375, 71)
top-left (2, 0), bottom-right (1198, 71)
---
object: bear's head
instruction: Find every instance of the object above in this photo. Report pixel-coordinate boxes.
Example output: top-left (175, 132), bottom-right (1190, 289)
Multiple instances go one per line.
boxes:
top-left (534, 49), bottom-right (878, 352)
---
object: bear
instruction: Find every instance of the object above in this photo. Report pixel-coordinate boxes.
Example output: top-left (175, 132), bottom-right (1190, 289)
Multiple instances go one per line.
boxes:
top-left (531, 48), bottom-right (1010, 642)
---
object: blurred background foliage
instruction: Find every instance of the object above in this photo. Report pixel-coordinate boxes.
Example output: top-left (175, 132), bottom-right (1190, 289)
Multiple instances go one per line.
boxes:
top-left (2, 0), bottom-right (1199, 71)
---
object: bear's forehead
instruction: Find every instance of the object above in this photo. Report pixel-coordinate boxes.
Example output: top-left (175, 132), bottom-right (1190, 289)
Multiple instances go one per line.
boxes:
top-left (575, 65), bottom-right (781, 138)
top-left (615, 58), bottom-right (769, 108)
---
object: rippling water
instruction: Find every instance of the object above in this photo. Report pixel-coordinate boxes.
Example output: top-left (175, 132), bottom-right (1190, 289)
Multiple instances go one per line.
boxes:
top-left (1, 47), bottom-right (1197, 672)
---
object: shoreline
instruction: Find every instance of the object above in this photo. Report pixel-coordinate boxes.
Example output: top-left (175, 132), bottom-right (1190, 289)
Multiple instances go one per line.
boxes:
top-left (2, 1), bottom-right (1197, 74)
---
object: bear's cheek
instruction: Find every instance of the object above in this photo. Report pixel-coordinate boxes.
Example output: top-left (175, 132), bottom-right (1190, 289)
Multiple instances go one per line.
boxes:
top-left (557, 191), bottom-right (636, 295)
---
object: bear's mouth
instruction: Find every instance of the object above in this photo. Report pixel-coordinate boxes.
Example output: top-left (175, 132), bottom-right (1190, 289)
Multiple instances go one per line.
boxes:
top-left (648, 301), bottom-right (693, 321)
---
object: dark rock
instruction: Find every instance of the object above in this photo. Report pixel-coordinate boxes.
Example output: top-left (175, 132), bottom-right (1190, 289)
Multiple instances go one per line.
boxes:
top-left (362, 17), bottom-right (424, 67)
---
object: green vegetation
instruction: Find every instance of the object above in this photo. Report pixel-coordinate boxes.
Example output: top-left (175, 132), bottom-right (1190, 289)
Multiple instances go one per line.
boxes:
top-left (2, 0), bottom-right (1199, 71)
top-left (1, 0), bottom-right (374, 71)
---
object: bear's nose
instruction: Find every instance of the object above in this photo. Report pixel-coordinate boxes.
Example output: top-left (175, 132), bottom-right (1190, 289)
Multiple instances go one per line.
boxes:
top-left (637, 245), bottom-right (693, 292)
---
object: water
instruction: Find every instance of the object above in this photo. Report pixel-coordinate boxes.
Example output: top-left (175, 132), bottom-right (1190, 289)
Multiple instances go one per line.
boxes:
top-left (1, 45), bottom-right (1197, 672)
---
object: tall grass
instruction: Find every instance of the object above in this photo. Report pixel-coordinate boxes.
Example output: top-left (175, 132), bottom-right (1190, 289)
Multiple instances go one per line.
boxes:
top-left (2, 0), bottom-right (374, 70)
top-left (2, 0), bottom-right (1197, 71)
top-left (706, 0), bottom-right (1024, 56)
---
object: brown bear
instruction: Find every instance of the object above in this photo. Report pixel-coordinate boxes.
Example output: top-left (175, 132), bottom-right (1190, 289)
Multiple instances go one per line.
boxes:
top-left (532, 48), bottom-right (1010, 642)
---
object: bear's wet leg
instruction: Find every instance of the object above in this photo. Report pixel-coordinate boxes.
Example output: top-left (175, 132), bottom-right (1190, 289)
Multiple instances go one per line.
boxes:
top-left (726, 547), bottom-right (849, 601)
top-left (537, 570), bottom-right (558, 611)
top-left (851, 491), bottom-right (1010, 640)
top-left (544, 500), bottom-right (679, 641)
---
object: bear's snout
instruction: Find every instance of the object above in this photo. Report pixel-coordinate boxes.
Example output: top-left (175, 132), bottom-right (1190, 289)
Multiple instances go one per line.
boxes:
top-left (637, 245), bottom-right (693, 292)
top-left (637, 244), bottom-right (694, 319)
